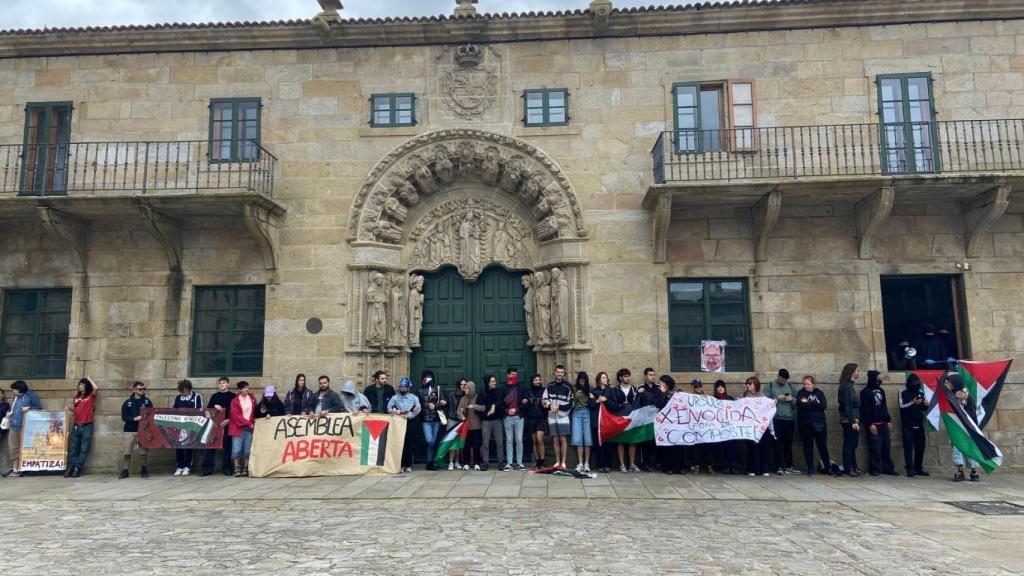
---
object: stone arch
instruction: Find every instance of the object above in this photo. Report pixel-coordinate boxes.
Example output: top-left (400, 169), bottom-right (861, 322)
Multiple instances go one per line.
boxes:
top-left (347, 128), bottom-right (587, 246)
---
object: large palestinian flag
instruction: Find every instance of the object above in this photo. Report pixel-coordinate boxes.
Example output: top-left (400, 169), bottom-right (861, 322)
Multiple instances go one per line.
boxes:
top-left (434, 420), bottom-right (468, 465)
top-left (598, 403), bottom-right (658, 445)
top-left (908, 370), bottom-right (945, 431)
top-left (936, 377), bottom-right (1002, 474)
top-left (957, 359), bottom-right (1012, 430)
top-left (360, 419), bottom-right (391, 467)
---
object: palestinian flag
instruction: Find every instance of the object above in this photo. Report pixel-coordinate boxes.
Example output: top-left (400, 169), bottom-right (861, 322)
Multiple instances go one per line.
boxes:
top-left (434, 420), bottom-right (468, 465)
top-left (908, 370), bottom-right (945, 431)
top-left (598, 403), bottom-right (658, 445)
top-left (360, 419), bottom-right (391, 467)
top-left (937, 377), bottom-right (1002, 474)
top-left (958, 359), bottom-right (1012, 430)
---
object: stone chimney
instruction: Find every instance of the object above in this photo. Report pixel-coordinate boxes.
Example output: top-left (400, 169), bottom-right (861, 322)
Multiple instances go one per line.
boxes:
top-left (454, 0), bottom-right (479, 17)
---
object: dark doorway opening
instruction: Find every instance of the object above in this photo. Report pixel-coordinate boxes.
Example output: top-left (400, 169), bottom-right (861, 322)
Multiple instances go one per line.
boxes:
top-left (880, 274), bottom-right (969, 371)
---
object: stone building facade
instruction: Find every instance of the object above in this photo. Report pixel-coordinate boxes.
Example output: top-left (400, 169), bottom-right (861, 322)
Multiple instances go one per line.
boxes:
top-left (1, 0), bottom-right (1024, 470)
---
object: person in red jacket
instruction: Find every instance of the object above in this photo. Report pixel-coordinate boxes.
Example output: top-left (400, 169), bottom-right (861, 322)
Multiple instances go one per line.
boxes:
top-left (228, 381), bottom-right (257, 477)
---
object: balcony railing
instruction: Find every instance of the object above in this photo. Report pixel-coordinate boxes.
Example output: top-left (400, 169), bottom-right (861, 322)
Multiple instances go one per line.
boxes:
top-left (652, 119), bottom-right (1024, 184)
top-left (0, 140), bottom-right (276, 197)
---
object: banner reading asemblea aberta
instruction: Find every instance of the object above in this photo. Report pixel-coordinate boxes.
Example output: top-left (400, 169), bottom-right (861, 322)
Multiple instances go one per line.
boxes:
top-left (248, 413), bottom-right (406, 477)
top-left (655, 392), bottom-right (776, 446)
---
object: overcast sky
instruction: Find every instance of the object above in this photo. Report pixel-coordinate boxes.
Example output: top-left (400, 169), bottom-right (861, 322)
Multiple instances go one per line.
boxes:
top-left (0, 0), bottom-right (711, 30)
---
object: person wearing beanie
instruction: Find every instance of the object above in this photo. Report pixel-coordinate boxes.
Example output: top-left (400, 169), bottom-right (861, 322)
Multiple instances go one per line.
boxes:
top-left (764, 368), bottom-right (798, 475)
top-left (948, 374), bottom-right (980, 482)
top-left (417, 371), bottom-right (445, 471)
top-left (257, 385), bottom-right (286, 418)
top-left (387, 377), bottom-right (421, 473)
top-left (713, 381), bottom-right (739, 474)
top-left (859, 370), bottom-right (897, 476)
top-left (898, 373), bottom-right (929, 477)
top-left (656, 375), bottom-right (686, 475)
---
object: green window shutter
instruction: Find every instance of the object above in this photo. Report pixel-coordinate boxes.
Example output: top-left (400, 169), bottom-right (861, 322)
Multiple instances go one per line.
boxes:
top-left (0, 288), bottom-right (72, 379)
top-left (875, 73), bottom-right (937, 174)
top-left (191, 285), bottom-right (266, 377)
top-left (667, 278), bottom-right (752, 372)
top-left (370, 93), bottom-right (417, 127)
top-left (208, 97), bottom-right (261, 163)
top-left (523, 89), bottom-right (569, 127)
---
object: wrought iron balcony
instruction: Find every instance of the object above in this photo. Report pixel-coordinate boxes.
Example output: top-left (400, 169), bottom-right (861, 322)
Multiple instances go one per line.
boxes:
top-left (0, 140), bottom-right (276, 197)
top-left (652, 119), bottom-right (1024, 184)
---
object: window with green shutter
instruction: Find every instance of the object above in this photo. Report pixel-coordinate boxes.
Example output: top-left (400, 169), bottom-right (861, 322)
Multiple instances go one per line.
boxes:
top-left (876, 73), bottom-right (938, 174)
top-left (668, 278), bottom-right (752, 372)
top-left (208, 98), bottom-right (261, 163)
top-left (0, 289), bottom-right (72, 379)
top-left (369, 94), bottom-right (416, 127)
top-left (522, 89), bottom-right (569, 127)
top-left (191, 286), bottom-right (265, 377)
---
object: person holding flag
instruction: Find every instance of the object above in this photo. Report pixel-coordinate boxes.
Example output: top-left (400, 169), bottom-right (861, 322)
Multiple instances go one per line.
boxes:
top-left (942, 373), bottom-right (1002, 482)
top-left (899, 373), bottom-right (929, 477)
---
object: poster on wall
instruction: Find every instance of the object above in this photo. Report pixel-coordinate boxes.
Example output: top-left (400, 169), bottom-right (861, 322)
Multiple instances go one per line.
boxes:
top-left (20, 410), bottom-right (70, 472)
top-left (654, 392), bottom-right (776, 446)
top-left (137, 408), bottom-right (225, 450)
top-left (700, 340), bottom-right (726, 372)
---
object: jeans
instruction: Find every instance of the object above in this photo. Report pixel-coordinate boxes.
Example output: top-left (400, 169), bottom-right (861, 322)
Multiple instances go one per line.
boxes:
top-left (902, 424), bottom-right (926, 473)
top-left (230, 429), bottom-right (253, 460)
top-left (952, 447), bottom-right (978, 469)
top-left (422, 420), bottom-right (440, 463)
top-left (865, 424), bottom-right (896, 474)
top-left (203, 427), bottom-right (233, 474)
top-left (799, 422), bottom-right (830, 473)
top-left (570, 410), bottom-right (592, 446)
top-left (503, 416), bottom-right (524, 466)
top-left (773, 418), bottom-right (795, 469)
top-left (67, 422), bottom-right (94, 469)
top-left (481, 420), bottom-right (505, 464)
top-left (841, 421), bottom-right (860, 473)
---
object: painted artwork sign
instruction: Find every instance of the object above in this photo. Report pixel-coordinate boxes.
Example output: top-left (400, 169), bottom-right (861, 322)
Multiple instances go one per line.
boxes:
top-left (20, 410), bottom-right (70, 472)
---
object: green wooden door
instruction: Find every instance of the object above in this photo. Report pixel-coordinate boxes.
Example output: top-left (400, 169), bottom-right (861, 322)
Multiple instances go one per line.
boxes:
top-left (411, 266), bottom-right (535, 391)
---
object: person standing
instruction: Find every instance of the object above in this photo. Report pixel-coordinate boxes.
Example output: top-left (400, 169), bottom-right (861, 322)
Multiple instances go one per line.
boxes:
top-left (687, 379), bottom-right (714, 475)
top-left (340, 380), bottom-right (371, 414)
top-left (458, 380), bottom-right (483, 470)
top-left (310, 375), bottom-right (343, 416)
top-left (713, 381), bottom-right (739, 474)
top-left (796, 375), bottom-right (837, 477)
top-left (258, 386), bottom-right (286, 418)
top-left (522, 373), bottom-right (547, 467)
top-left (543, 365), bottom-right (573, 470)
top-left (478, 374), bottom-right (505, 471)
top-left (604, 368), bottom-right (638, 472)
top-left (764, 368), bottom-right (797, 475)
top-left (860, 370), bottom-right (898, 476)
top-left (417, 371), bottom-right (444, 471)
top-left (948, 374), bottom-right (980, 482)
top-left (387, 377), bottom-right (421, 473)
top-left (501, 368), bottom-right (526, 471)
top-left (3, 381), bottom-right (42, 477)
top-left (445, 378), bottom-right (466, 470)
top-left (743, 377), bottom-right (771, 477)
top-left (284, 374), bottom-right (313, 416)
top-left (899, 373), bottom-right (929, 478)
top-left (201, 376), bottom-right (235, 477)
top-left (66, 377), bottom-right (98, 478)
top-left (837, 363), bottom-right (863, 477)
top-left (656, 375), bottom-right (685, 475)
top-left (634, 367), bottom-right (659, 471)
top-left (570, 371), bottom-right (594, 473)
top-left (173, 379), bottom-right (203, 476)
top-left (229, 382), bottom-right (256, 477)
top-left (0, 391), bottom-right (9, 473)
top-left (366, 370), bottom-right (396, 414)
top-left (591, 371), bottom-right (613, 473)
top-left (117, 381), bottom-right (152, 480)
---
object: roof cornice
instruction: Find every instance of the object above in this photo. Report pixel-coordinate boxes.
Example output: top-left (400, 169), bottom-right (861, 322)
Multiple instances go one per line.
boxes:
top-left (1, 0), bottom-right (1022, 59)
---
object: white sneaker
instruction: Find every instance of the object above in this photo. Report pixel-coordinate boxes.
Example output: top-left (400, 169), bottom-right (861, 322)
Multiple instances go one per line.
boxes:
top-left (181, 467), bottom-right (190, 476)
top-left (575, 463), bottom-right (583, 472)
top-left (448, 463), bottom-right (454, 471)
top-left (583, 464), bottom-right (591, 473)
top-left (173, 468), bottom-right (183, 476)
top-left (474, 464), bottom-right (481, 471)
top-left (462, 465), bottom-right (469, 471)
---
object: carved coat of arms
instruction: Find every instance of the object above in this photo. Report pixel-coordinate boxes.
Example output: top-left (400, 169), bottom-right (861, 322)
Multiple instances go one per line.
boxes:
top-left (439, 44), bottom-right (499, 119)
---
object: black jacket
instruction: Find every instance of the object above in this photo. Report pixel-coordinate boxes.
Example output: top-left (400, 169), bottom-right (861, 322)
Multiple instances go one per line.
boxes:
top-left (257, 397), bottom-right (286, 418)
top-left (284, 387), bottom-right (314, 415)
top-left (418, 384), bottom-right (444, 423)
top-left (121, 394), bottom-right (154, 432)
top-left (796, 388), bottom-right (827, 428)
top-left (366, 384), bottom-right (396, 414)
top-left (522, 385), bottom-right (547, 419)
top-left (899, 387), bottom-right (928, 429)
top-left (312, 389), bottom-right (344, 414)
top-left (859, 384), bottom-right (891, 425)
top-left (502, 383), bottom-right (524, 418)
top-left (479, 386), bottom-right (505, 421)
top-left (445, 389), bottom-right (464, 422)
top-left (633, 384), bottom-right (658, 409)
top-left (604, 386), bottom-right (631, 417)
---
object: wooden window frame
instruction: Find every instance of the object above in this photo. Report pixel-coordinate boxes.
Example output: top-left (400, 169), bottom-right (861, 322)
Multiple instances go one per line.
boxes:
top-left (522, 88), bottom-right (570, 127)
top-left (190, 285), bottom-right (266, 377)
top-left (208, 97), bottom-right (262, 164)
top-left (369, 93), bottom-right (417, 128)
top-left (0, 288), bottom-right (72, 379)
top-left (667, 278), bottom-right (753, 372)
top-left (20, 101), bottom-right (74, 196)
top-left (672, 81), bottom-right (758, 154)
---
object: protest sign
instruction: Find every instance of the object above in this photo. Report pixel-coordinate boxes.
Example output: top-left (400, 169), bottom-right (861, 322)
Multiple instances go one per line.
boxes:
top-left (700, 340), bottom-right (726, 372)
top-left (655, 392), bottom-right (776, 446)
top-left (248, 413), bottom-right (406, 477)
top-left (20, 410), bottom-right (70, 472)
top-left (137, 408), bottom-right (225, 450)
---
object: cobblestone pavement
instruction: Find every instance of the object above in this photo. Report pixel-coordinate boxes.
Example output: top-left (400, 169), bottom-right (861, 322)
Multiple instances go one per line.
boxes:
top-left (3, 470), bottom-right (1023, 575)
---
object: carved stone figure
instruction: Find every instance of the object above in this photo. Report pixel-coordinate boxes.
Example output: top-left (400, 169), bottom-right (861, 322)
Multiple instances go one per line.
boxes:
top-left (408, 274), bottom-right (424, 348)
top-left (519, 172), bottom-right (542, 202)
top-left (383, 196), bottom-right (408, 222)
top-left (531, 192), bottom-right (554, 221)
top-left (389, 274), bottom-right (407, 347)
top-left (550, 267), bottom-right (570, 344)
top-left (456, 142), bottom-right (476, 175)
top-left (366, 272), bottom-right (389, 346)
top-left (533, 270), bottom-right (551, 346)
top-left (481, 147), bottom-right (500, 185)
top-left (433, 145), bottom-right (455, 183)
top-left (498, 156), bottom-right (523, 194)
top-left (522, 274), bottom-right (536, 346)
top-left (492, 218), bottom-right (522, 265)
top-left (369, 217), bottom-right (403, 244)
top-left (411, 155), bottom-right (438, 194)
top-left (535, 214), bottom-right (559, 241)
top-left (458, 210), bottom-right (485, 278)
top-left (390, 176), bottom-right (420, 206)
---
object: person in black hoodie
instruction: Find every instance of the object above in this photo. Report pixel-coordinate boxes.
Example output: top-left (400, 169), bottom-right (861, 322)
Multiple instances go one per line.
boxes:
top-left (713, 381), bottom-right (738, 474)
top-left (523, 374), bottom-right (547, 467)
top-left (202, 376), bottom-right (236, 477)
top-left (602, 368), bottom-right (638, 472)
top-left (418, 370), bottom-right (446, 471)
top-left (656, 375), bottom-right (686, 475)
top-left (899, 373), bottom-right (930, 477)
top-left (257, 386), bottom-right (286, 418)
top-left (796, 375), bottom-right (838, 477)
top-left (860, 370), bottom-right (898, 476)
top-left (590, 371), bottom-right (613, 473)
top-left (634, 367), bottom-right (659, 471)
top-left (478, 374), bottom-right (505, 471)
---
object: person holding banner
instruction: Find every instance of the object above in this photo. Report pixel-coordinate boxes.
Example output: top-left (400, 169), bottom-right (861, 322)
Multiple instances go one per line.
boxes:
top-left (387, 378), bottom-right (421, 473)
top-left (258, 386), bottom-right (286, 418)
top-left (604, 368), bottom-right (639, 473)
top-left (635, 368), bottom-right (659, 472)
top-left (796, 375), bottom-right (837, 477)
top-left (656, 375), bottom-right (686, 475)
top-left (948, 374), bottom-right (980, 483)
top-left (899, 373), bottom-right (929, 478)
top-left (687, 379), bottom-right (714, 475)
top-left (66, 376), bottom-right (98, 478)
top-left (3, 381), bottom-right (41, 477)
top-left (172, 379), bottom-right (203, 476)
top-left (713, 381), bottom-right (739, 474)
top-left (201, 376), bottom-right (235, 477)
top-left (591, 372), bottom-right (613, 473)
top-left (743, 377), bottom-right (772, 477)
top-left (229, 381), bottom-right (257, 477)
top-left (284, 374), bottom-right (313, 416)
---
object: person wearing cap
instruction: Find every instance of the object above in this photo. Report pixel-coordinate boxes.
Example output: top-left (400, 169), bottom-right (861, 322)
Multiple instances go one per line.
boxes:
top-left (310, 375), bottom-right (343, 416)
top-left (229, 381), bottom-right (257, 477)
top-left (172, 379), bottom-right (203, 476)
top-left (341, 380), bottom-right (371, 415)
top-left (948, 374), bottom-right (980, 482)
top-left (417, 371), bottom-right (445, 470)
top-left (656, 375), bottom-right (686, 475)
top-left (257, 386), bottom-right (285, 418)
top-left (388, 377), bottom-right (422, 473)
top-left (764, 368), bottom-right (798, 475)
top-left (898, 373), bottom-right (929, 477)
top-left (687, 379), bottom-right (714, 475)
top-left (859, 370), bottom-right (897, 476)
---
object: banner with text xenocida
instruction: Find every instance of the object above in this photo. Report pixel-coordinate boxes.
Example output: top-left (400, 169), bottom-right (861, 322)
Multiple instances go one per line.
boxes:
top-left (248, 413), bottom-right (406, 477)
top-left (655, 392), bottom-right (776, 446)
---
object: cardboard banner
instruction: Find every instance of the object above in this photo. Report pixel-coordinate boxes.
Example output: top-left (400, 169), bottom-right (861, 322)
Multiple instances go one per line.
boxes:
top-left (249, 414), bottom-right (407, 477)
top-left (655, 392), bottom-right (776, 446)
top-left (20, 410), bottom-right (70, 472)
top-left (137, 408), bottom-right (225, 450)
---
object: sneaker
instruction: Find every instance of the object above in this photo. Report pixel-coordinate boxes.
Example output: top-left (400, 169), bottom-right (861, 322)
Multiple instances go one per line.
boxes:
top-left (629, 464), bottom-right (641, 473)
top-left (620, 465), bottom-right (628, 473)
top-left (906, 469), bottom-right (917, 478)
top-left (970, 471), bottom-right (980, 482)
top-left (63, 468), bottom-right (74, 478)
top-left (514, 464), bottom-right (526, 471)
top-left (953, 471), bottom-right (964, 482)
top-left (140, 467), bottom-right (149, 478)
top-left (786, 467), bottom-right (800, 474)
top-left (174, 468), bottom-right (183, 476)
top-left (182, 467), bottom-right (191, 476)
top-left (806, 470), bottom-right (814, 477)
top-left (747, 472), bottom-right (756, 477)
top-left (479, 463), bottom-right (489, 472)
top-left (583, 464), bottom-right (591, 473)
top-left (574, 463), bottom-right (584, 472)
top-left (761, 472), bottom-right (770, 477)
top-left (707, 467), bottom-right (716, 476)
top-left (916, 470), bottom-right (930, 477)
top-left (473, 464), bottom-right (481, 471)
top-left (71, 467), bottom-right (82, 478)
top-left (776, 468), bottom-right (784, 476)
top-left (448, 463), bottom-right (455, 471)
top-left (118, 469), bottom-right (129, 480)
top-left (462, 465), bottom-right (469, 471)
top-left (501, 464), bottom-right (512, 472)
